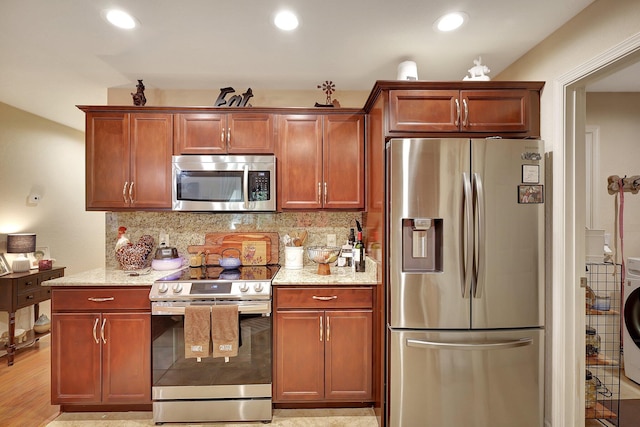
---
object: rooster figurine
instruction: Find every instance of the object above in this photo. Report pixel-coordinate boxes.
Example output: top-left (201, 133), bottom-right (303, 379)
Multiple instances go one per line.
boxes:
top-left (115, 226), bottom-right (130, 252)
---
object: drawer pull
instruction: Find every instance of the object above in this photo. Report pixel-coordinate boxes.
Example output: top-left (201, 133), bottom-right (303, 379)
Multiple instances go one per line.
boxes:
top-left (25, 281), bottom-right (34, 286)
top-left (26, 295), bottom-right (34, 300)
top-left (312, 296), bottom-right (337, 301)
top-left (88, 297), bottom-right (115, 302)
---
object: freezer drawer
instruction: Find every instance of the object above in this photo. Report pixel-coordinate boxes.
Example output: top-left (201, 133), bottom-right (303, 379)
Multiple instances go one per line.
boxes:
top-left (388, 328), bottom-right (543, 427)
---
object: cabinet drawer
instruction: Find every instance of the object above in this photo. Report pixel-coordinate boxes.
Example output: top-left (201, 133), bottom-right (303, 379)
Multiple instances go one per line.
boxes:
top-left (52, 287), bottom-right (151, 312)
top-left (276, 287), bottom-right (372, 309)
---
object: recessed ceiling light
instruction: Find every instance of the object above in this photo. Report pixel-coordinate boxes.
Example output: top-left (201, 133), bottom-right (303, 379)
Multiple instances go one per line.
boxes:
top-left (435, 12), bottom-right (468, 32)
top-left (104, 9), bottom-right (137, 30)
top-left (274, 10), bottom-right (299, 31)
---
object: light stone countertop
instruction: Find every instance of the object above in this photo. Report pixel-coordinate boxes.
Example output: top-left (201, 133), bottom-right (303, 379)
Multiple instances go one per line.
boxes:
top-left (273, 257), bottom-right (378, 285)
top-left (43, 267), bottom-right (185, 287)
top-left (43, 257), bottom-right (379, 287)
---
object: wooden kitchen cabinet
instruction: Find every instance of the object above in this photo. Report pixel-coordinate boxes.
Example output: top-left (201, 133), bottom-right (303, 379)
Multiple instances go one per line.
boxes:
top-left (174, 112), bottom-right (275, 154)
top-left (0, 267), bottom-right (64, 365)
top-left (388, 88), bottom-right (535, 134)
top-left (277, 112), bottom-right (364, 210)
top-left (273, 286), bottom-right (373, 403)
top-left (83, 110), bottom-right (173, 210)
top-left (51, 287), bottom-right (151, 408)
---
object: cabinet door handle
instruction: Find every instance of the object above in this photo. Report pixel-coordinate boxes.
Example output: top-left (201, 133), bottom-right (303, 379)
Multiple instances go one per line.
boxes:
top-left (92, 318), bottom-right (100, 344)
top-left (87, 297), bottom-right (115, 302)
top-left (122, 182), bottom-right (129, 203)
top-left (462, 98), bottom-right (469, 127)
top-left (129, 181), bottom-right (135, 204)
top-left (312, 296), bottom-right (337, 301)
top-left (227, 128), bottom-right (231, 143)
top-left (221, 130), bottom-right (225, 143)
top-left (100, 318), bottom-right (107, 344)
top-left (454, 99), bottom-right (460, 126)
top-left (319, 316), bottom-right (323, 342)
top-left (317, 182), bottom-right (321, 204)
top-left (323, 182), bottom-right (327, 205)
top-left (326, 316), bottom-right (330, 342)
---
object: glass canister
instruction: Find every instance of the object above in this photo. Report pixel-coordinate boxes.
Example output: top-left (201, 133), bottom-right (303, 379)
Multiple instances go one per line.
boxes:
top-left (586, 326), bottom-right (601, 356)
top-left (585, 370), bottom-right (597, 409)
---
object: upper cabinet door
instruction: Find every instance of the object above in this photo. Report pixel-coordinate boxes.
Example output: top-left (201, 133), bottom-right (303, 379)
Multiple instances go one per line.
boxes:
top-left (227, 113), bottom-right (275, 153)
top-left (460, 89), bottom-right (529, 132)
top-left (85, 112), bottom-right (131, 210)
top-left (389, 90), bottom-right (459, 132)
top-left (174, 113), bottom-right (226, 154)
top-left (323, 114), bottom-right (365, 209)
top-left (129, 113), bottom-right (173, 209)
top-left (277, 115), bottom-right (323, 210)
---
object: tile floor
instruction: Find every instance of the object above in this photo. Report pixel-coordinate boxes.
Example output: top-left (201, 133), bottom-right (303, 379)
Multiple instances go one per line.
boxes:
top-left (47, 408), bottom-right (379, 426)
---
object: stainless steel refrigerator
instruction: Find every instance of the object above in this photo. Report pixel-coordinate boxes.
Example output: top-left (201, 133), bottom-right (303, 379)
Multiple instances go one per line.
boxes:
top-left (386, 138), bottom-right (545, 427)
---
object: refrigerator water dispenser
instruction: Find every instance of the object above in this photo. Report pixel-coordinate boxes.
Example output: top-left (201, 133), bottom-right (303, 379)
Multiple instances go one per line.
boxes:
top-left (402, 218), bottom-right (442, 272)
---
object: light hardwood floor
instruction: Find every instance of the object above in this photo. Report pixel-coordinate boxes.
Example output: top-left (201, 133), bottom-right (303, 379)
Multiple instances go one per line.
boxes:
top-left (0, 335), bottom-right (60, 426)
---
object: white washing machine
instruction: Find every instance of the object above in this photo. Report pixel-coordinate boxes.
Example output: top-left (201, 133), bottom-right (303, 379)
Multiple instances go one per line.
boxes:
top-left (624, 257), bottom-right (640, 383)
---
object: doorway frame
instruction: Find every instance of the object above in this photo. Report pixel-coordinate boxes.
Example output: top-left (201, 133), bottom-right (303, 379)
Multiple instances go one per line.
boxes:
top-left (554, 32), bottom-right (640, 427)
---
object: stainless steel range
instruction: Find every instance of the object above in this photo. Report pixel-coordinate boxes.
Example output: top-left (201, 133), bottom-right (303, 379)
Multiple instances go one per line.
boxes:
top-left (149, 264), bottom-right (278, 424)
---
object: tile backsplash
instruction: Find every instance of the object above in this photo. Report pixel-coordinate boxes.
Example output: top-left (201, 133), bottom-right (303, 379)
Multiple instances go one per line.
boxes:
top-left (106, 211), bottom-right (362, 269)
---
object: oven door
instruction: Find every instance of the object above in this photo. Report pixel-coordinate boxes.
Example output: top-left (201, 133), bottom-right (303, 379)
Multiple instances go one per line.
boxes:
top-left (151, 300), bottom-right (272, 422)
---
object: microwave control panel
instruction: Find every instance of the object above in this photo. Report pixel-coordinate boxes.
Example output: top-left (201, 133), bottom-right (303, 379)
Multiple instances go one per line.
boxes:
top-left (249, 171), bottom-right (271, 201)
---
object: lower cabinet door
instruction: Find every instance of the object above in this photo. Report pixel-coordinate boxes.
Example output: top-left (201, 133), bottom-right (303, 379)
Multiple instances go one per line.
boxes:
top-left (324, 310), bottom-right (372, 400)
top-left (102, 312), bottom-right (151, 403)
top-left (51, 313), bottom-right (102, 404)
top-left (274, 310), bottom-right (324, 401)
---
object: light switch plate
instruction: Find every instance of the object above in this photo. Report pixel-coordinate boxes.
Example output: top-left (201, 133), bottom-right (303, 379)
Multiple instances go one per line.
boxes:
top-left (327, 234), bottom-right (337, 247)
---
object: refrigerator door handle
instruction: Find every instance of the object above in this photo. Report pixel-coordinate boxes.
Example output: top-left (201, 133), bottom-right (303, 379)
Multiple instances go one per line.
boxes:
top-left (472, 172), bottom-right (485, 298)
top-left (406, 337), bottom-right (533, 351)
top-left (462, 173), bottom-right (473, 298)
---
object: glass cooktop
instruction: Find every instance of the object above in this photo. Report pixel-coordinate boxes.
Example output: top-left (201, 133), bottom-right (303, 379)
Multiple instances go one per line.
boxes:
top-left (157, 264), bottom-right (280, 283)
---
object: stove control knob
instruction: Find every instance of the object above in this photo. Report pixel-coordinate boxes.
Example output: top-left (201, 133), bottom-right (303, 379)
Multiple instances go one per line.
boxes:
top-left (254, 283), bottom-right (264, 293)
top-left (239, 284), bottom-right (250, 293)
top-left (172, 283), bottom-right (183, 294)
top-left (158, 283), bottom-right (169, 294)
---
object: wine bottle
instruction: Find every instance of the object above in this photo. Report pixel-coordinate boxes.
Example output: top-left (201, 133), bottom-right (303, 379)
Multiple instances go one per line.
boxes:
top-left (355, 231), bottom-right (366, 272)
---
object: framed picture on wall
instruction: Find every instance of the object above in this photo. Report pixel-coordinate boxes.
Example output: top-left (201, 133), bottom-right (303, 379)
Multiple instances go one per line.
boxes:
top-left (0, 254), bottom-right (10, 277)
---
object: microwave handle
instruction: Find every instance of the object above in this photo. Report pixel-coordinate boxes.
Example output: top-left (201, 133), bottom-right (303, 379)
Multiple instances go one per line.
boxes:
top-left (243, 164), bottom-right (249, 209)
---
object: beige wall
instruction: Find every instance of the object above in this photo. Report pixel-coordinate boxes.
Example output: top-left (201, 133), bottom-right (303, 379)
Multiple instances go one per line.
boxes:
top-left (0, 102), bottom-right (105, 331)
top-left (107, 87), bottom-right (369, 109)
top-left (586, 92), bottom-right (640, 259)
top-left (496, 0), bottom-right (640, 141)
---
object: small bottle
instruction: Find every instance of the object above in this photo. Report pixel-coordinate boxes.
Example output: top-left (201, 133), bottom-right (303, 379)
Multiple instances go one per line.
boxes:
top-left (354, 231), bottom-right (366, 272)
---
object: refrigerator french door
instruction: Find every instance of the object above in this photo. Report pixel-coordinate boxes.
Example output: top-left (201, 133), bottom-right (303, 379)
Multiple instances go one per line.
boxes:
top-left (386, 138), bottom-right (545, 427)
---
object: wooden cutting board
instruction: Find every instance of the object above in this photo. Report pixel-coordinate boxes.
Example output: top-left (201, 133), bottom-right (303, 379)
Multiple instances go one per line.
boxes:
top-left (187, 232), bottom-right (279, 265)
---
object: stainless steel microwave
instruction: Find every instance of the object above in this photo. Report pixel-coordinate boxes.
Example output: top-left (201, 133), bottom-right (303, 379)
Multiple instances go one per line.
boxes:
top-left (172, 155), bottom-right (276, 212)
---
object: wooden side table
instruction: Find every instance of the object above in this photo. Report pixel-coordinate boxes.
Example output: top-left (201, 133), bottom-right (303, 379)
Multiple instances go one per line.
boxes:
top-left (0, 267), bottom-right (65, 365)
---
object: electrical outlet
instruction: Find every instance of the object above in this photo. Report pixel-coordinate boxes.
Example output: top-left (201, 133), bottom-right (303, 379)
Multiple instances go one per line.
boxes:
top-left (159, 233), bottom-right (170, 246)
top-left (327, 234), bottom-right (337, 247)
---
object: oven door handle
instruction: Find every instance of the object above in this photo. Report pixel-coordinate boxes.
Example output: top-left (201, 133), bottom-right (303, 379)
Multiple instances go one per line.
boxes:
top-left (151, 302), bottom-right (271, 315)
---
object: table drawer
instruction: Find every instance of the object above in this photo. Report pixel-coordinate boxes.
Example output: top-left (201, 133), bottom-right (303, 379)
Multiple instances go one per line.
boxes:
top-left (16, 276), bottom-right (39, 295)
top-left (39, 269), bottom-right (64, 283)
top-left (52, 287), bottom-right (151, 312)
top-left (276, 287), bottom-right (373, 309)
top-left (16, 288), bottom-right (50, 309)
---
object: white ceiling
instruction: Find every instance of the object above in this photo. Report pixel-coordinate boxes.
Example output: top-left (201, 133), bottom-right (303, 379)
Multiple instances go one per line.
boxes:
top-left (0, 0), bottom-right (613, 132)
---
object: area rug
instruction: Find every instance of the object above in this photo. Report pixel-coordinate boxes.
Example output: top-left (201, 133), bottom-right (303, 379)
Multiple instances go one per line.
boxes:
top-left (618, 399), bottom-right (640, 426)
top-left (46, 408), bottom-right (378, 427)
